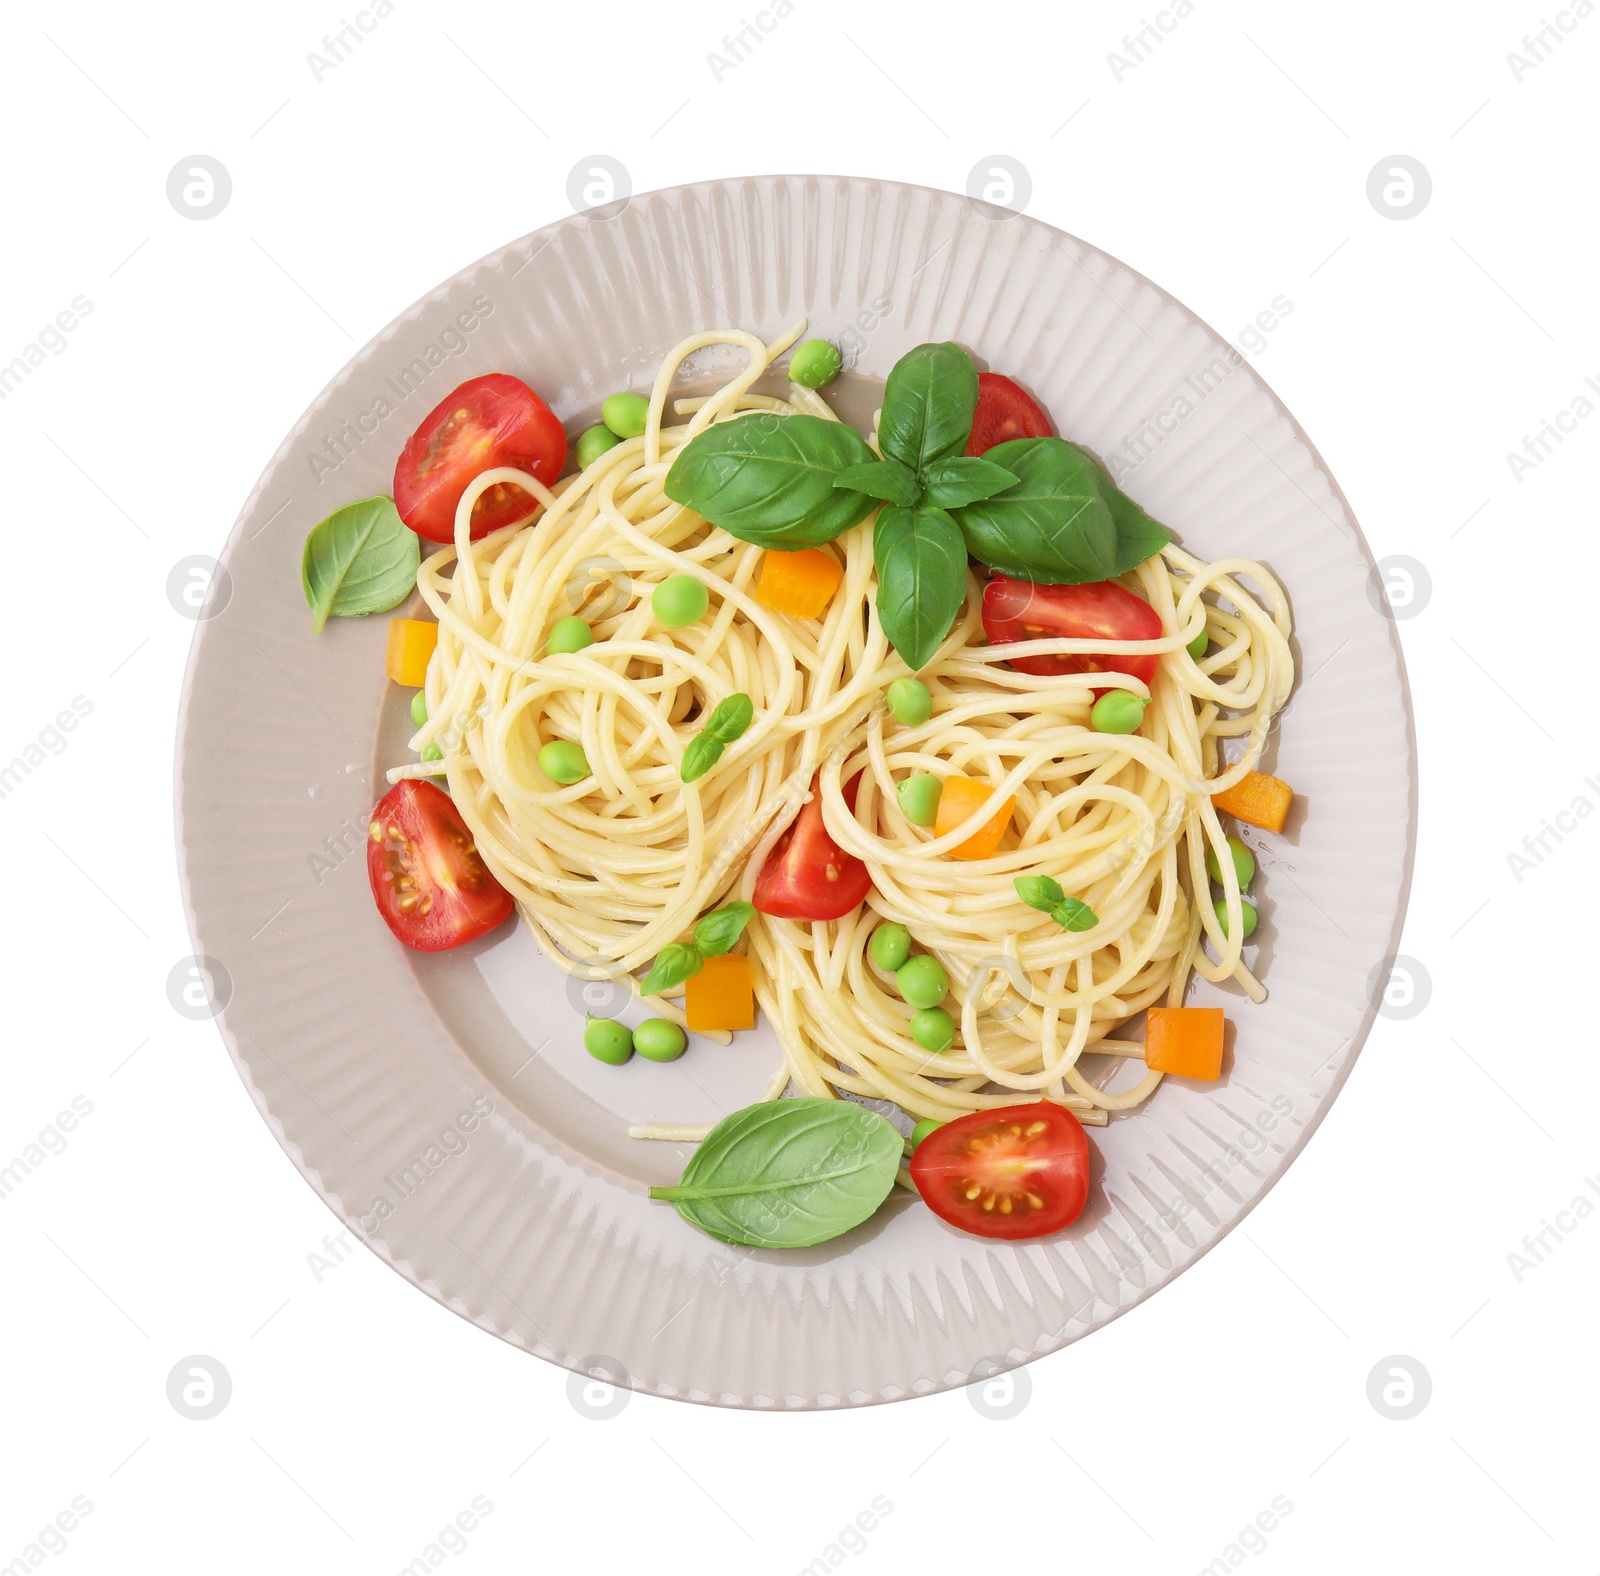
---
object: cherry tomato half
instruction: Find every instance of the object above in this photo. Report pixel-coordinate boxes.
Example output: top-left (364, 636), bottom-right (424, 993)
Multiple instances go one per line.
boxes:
top-left (753, 773), bottom-right (872, 921)
top-left (393, 373), bottom-right (566, 543)
top-left (910, 1101), bottom-right (1090, 1240)
top-left (964, 372), bottom-right (1053, 456)
top-left (366, 779), bottom-right (514, 951)
top-left (981, 573), bottom-right (1162, 686)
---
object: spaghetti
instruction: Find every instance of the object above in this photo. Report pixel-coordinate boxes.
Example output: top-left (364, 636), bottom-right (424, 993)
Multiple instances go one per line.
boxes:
top-left (390, 324), bottom-right (1295, 1138)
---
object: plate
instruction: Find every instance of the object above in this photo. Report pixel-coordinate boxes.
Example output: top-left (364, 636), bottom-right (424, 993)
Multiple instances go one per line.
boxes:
top-left (176, 175), bottom-right (1415, 1408)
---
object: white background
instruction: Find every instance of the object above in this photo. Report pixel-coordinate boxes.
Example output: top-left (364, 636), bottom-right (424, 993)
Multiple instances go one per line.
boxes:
top-left (3, 0), bottom-right (1595, 1570)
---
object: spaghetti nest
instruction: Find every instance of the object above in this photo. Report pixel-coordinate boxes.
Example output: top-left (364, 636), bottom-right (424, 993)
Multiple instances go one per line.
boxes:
top-left (395, 325), bottom-right (1295, 1131)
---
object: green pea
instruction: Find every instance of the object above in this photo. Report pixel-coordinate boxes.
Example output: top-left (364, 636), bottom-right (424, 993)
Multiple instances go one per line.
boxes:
top-left (1090, 689), bottom-right (1150, 734)
top-left (896, 954), bottom-right (948, 1010)
top-left (539, 740), bottom-right (589, 784)
top-left (1213, 897), bottom-right (1258, 941)
top-left (886, 676), bottom-right (933, 727)
top-left (1205, 835), bottom-right (1256, 891)
top-left (583, 1016), bottom-right (633, 1064)
top-left (788, 338), bottom-right (842, 389)
top-left (653, 574), bottom-right (709, 629)
top-left (869, 922), bottom-right (912, 972)
top-left (633, 1017), bottom-right (687, 1062)
top-left (602, 392), bottom-right (650, 439)
top-left (897, 774), bottom-right (942, 827)
top-left (410, 690), bottom-right (428, 727)
top-left (575, 424), bottom-right (621, 469)
top-left (909, 1007), bottom-right (955, 1054)
top-left (910, 1117), bottom-right (945, 1148)
top-left (420, 740), bottom-right (443, 762)
top-left (547, 616), bottom-right (594, 655)
top-left (1186, 627), bottom-right (1209, 660)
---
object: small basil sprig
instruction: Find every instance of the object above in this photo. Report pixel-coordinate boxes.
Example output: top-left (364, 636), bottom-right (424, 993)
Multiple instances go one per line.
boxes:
top-left (301, 496), bottom-right (420, 633)
top-left (640, 901), bottom-right (755, 995)
top-left (662, 339), bottom-right (1173, 671)
top-left (647, 1097), bottom-right (903, 1248)
top-left (680, 693), bottom-right (755, 783)
top-left (1014, 875), bottom-right (1098, 932)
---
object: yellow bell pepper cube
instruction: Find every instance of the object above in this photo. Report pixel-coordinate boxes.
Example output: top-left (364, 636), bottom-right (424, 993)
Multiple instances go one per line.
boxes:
top-left (386, 619), bottom-right (438, 688)
top-left (685, 953), bottom-right (756, 1032)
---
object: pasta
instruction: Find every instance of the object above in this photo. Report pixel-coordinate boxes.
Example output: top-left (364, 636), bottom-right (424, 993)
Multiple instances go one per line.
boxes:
top-left (390, 324), bottom-right (1295, 1140)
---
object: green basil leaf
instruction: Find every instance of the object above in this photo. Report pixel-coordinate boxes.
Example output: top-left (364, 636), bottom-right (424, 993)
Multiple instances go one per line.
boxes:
top-left (663, 413), bottom-right (877, 548)
top-left (878, 343), bottom-right (979, 474)
top-left (641, 943), bottom-right (703, 996)
top-left (705, 692), bottom-right (755, 743)
top-left (680, 733), bottom-right (725, 784)
top-left (1014, 874), bottom-right (1066, 912)
top-left (921, 456), bottom-right (1017, 509)
top-left (833, 457), bottom-right (921, 507)
top-left (1051, 897), bottom-right (1099, 932)
top-left (693, 901), bottom-right (755, 958)
top-left (1070, 443), bottom-right (1172, 571)
top-left (951, 438), bottom-right (1118, 585)
top-left (301, 496), bottom-right (420, 634)
top-left (873, 504), bottom-right (970, 673)
top-left (647, 1098), bottom-right (903, 1248)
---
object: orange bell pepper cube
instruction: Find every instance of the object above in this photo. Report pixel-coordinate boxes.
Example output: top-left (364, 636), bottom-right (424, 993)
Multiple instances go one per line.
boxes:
top-left (1211, 770), bottom-right (1293, 834)
top-left (755, 548), bottom-right (844, 619)
top-left (934, 774), bottom-right (1015, 860)
top-left (1145, 1006), bottom-right (1225, 1081)
top-left (386, 618), bottom-right (438, 688)
top-left (685, 953), bottom-right (756, 1032)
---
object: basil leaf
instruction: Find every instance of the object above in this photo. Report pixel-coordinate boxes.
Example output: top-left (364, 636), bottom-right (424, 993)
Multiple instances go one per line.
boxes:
top-left (1070, 443), bottom-right (1172, 570)
top-left (641, 943), bottom-right (703, 996)
top-left (1014, 874), bottom-right (1066, 912)
top-left (878, 343), bottom-right (979, 475)
top-left (834, 457), bottom-right (920, 507)
top-left (680, 733), bottom-right (725, 784)
top-left (1051, 897), bottom-right (1098, 932)
top-left (693, 901), bottom-right (755, 958)
top-left (951, 438), bottom-right (1118, 585)
top-left (873, 504), bottom-right (969, 672)
top-left (921, 456), bottom-right (1017, 509)
top-left (664, 413), bottom-right (877, 548)
top-left (705, 692), bottom-right (755, 743)
top-left (647, 1098), bottom-right (903, 1248)
top-left (301, 496), bottom-right (420, 634)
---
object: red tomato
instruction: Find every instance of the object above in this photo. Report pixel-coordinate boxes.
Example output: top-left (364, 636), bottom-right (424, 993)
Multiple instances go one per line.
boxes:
top-left (393, 374), bottom-right (566, 543)
top-left (910, 1102), bottom-right (1090, 1240)
top-left (964, 372), bottom-right (1053, 456)
top-left (366, 780), bottom-right (514, 951)
top-left (753, 773), bottom-right (872, 921)
top-left (981, 573), bottom-right (1162, 686)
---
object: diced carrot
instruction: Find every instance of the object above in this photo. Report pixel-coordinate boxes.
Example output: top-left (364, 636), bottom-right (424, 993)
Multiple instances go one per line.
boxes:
top-left (386, 619), bottom-right (438, 687)
top-left (1211, 770), bottom-right (1293, 834)
top-left (1144, 1006), bottom-right (1225, 1081)
top-left (754, 548), bottom-right (843, 619)
top-left (685, 952), bottom-right (756, 1032)
top-left (934, 774), bottom-right (1015, 860)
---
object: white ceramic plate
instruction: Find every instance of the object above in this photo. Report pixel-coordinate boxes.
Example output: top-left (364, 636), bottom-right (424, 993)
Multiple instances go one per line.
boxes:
top-left (176, 175), bottom-right (1415, 1408)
